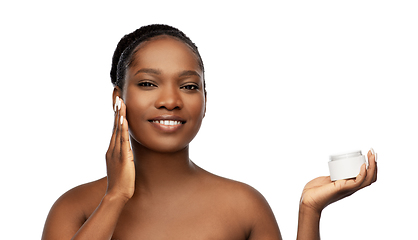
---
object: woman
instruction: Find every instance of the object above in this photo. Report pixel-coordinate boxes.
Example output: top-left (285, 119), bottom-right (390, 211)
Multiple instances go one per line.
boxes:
top-left (41, 24), bottom-right (377, 240)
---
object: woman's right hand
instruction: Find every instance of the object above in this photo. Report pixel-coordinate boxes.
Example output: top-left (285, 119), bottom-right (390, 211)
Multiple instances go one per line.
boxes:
top-left (105, 96), bottom-right (135, 200)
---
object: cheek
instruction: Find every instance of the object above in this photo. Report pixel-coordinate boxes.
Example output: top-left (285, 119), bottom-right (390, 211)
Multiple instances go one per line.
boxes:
top-left (124, 86), bottom-right (152, 113)
top-left (124, 99), bottom-right (152, 148)
top-left (187, 93), bottom-right (205, 114)
top-left (124, 91), bottom-right (152, 131)
top-left (188, 95), bottom-right (206, 129)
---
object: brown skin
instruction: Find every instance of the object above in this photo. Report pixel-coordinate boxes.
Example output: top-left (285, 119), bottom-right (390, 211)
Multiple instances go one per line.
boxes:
top-left (41, 36), bottom-right (377, 240)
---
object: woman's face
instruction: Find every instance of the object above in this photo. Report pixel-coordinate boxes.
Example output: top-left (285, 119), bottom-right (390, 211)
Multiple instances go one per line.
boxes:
top-left (121, 36), bottom-right (206, 153)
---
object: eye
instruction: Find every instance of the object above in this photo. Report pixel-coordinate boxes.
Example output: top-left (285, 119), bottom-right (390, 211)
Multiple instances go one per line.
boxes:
top-left (138, 81), bottom-right (156, 87)
top-left (181, 84), bottom-right (199, 91)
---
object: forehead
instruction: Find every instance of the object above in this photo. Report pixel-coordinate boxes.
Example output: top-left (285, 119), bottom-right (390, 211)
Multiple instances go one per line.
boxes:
top-left (129, 36), bottom-right (201, 75)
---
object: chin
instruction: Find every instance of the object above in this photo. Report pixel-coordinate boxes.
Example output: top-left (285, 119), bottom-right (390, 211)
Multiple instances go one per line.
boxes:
top-left (146, 140), bottom-right (190, 153)
top-left (129, 131), bottom-right (196, 154)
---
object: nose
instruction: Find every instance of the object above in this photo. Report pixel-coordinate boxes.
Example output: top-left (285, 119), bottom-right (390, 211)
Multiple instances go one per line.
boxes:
top-left (154, 86), bottom-right (183, 110)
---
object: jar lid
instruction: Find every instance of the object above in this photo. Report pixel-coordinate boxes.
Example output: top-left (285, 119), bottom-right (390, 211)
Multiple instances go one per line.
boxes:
top-left (330, 150), bottom-right (362, 161)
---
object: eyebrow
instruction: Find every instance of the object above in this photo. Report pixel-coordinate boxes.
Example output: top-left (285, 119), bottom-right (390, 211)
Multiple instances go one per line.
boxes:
top-left (134, 68), bottom-right (201, 78)
top-left (178, 70), bottom-right (201, 78)
top-left (134, 68), bottom-right (162, 76)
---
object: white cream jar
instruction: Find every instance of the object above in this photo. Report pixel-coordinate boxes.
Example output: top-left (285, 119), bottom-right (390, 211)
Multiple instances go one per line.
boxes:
top-left (328, 150), bottom-right (366, 181)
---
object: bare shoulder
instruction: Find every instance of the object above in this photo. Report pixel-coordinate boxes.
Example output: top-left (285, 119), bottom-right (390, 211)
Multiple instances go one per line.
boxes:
top-left (199, 169), bottom-right (275, 220)
top-left (42, 177), bottom-right (107, 239)
top-left (52, 177), bottom-right (107, 214)
top-left (198, 169), bottom-right (282, 239)
top-left (201, 169), bottom-right (268, 205)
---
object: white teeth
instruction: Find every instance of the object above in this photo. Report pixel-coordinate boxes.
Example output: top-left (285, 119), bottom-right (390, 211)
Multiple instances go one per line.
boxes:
top-left (153, 120), bottom-right (182, 125)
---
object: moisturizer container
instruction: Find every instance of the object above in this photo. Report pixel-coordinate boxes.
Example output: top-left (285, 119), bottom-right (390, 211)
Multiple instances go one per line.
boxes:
top-left (328, 150), bottom-right (366, 181)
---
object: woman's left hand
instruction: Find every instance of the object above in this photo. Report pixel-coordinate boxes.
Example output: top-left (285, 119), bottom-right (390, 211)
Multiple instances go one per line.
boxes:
top-left (300, 149), bottom-right (378, 214)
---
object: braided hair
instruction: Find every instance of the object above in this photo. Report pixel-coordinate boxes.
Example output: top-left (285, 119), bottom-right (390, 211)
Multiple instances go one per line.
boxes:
top-left (110, 24), bottom-right (205, 90)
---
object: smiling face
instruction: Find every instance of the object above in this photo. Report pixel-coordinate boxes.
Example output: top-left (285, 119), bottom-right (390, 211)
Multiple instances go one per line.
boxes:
top-left (120, 36), bottom-right (206, 153)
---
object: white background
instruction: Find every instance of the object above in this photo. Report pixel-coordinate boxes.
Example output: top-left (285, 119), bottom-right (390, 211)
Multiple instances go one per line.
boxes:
top-left (1, 1), bottom-right (417, 239)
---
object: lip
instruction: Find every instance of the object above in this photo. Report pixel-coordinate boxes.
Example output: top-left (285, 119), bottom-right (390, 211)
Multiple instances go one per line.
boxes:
top-left (148, 115), bottom-right (186, 133)
top-left (148, 115), bottom-right (187, 122)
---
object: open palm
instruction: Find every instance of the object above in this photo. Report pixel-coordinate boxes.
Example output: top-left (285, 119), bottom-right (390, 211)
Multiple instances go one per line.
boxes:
top-left (300, 150), bottom-right (377, 213)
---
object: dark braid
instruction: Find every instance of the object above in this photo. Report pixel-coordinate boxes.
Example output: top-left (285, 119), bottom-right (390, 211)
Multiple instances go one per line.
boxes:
top-left (110, 24), bottom-right (205, 89)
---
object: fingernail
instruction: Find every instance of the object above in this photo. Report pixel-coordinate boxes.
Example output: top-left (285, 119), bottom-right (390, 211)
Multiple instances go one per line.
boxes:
top-left (375, 153), bottom-right (377, 162)
top-left (370, 148), bottom-right (375, 156)
top-left (114, 96), bottom-right (120, 112)
top-left (120, 116), bottom-right (124, 126)
top-left (118, 98), bottom-right (122, 110)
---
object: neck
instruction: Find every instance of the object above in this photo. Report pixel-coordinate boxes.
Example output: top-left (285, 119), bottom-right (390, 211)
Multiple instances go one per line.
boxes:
top-left (130, 139), bottom-right (198, 195)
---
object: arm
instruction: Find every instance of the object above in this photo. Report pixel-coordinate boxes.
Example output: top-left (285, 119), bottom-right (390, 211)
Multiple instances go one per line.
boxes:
top-left (42, 97), bottom-right (135, 240)
top-left (296, 150), bottom-right (378, 240)
top-left (70, 193), bottom-right (129, 240)
top-left (296, 203), bottom-right (321, 240)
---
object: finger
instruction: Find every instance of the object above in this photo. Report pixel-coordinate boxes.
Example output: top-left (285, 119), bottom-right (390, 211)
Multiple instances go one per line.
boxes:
top-left (108, 96), bottom-right (120, 152)
top-left (113, 97), bottom-right (122, 156)
top-left (357, 163), bottom-right (367, 184)
top-left (344, 163), bottom-right (367, 190)
top-left (332, 163), bottom-right (366, 196)
top-left (361, 149), bottom-right (377, 188)
top-left (119, 100), bottom-right (132, 161)
top-left (367, 151), bottom-right (378, 184)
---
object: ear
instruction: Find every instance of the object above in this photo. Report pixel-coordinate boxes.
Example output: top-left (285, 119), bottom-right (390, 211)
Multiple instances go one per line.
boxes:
top-left (112, 86), bottom-right (122, 108)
